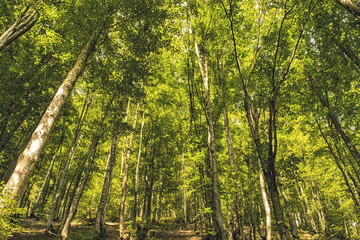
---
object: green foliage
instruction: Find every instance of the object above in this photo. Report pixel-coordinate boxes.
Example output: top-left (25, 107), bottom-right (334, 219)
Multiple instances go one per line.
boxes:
top-left (0, 185), bottom-right (25, 239)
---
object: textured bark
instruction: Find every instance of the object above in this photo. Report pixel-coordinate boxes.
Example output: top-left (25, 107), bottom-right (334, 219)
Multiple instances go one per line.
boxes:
top-left (0, 5), bottom-right (39, 51)
top-left (119, 100), bottom-right (141, 239)
top-left (2, 27), bottom-right (102, 202)
top-left (266, 99), bottom-right (289, 240)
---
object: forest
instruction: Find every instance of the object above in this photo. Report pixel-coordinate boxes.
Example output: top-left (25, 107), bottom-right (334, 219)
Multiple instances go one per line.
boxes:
top-left (1, 0), bottom-right (360, 239)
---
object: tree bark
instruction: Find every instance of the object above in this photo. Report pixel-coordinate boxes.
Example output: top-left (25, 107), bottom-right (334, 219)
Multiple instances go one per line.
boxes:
top-left (337, 0), bottom-right (360, 20)
top-left (119, 100), bottom-right (141, 239)
top-left (305, 73), bottom-right (360, 168)
top-left (46, 95), bottom-right (91, 232)
top-left (218, 63), bottom-right (243, 239)
top-left (278, 178), bottom-right (299, 238)
top-left (132, 104), bottom-right (145, 229)
top-left (95, 133), bottom-right (120, 235)
top-left (2, 27), bottom-right (102, 202)
top-left (30, 142), bottom-right (61, 216)
top-left (192, 34), bottom-right (230, 240)
top-left (0, 4), bottom-right (39, 51)
top-left (298, 181), bottom-right (318, 233)
top-left (95, 99), bottom-right (129, 236)
top-left (60, 96), bottom-right (112, 239)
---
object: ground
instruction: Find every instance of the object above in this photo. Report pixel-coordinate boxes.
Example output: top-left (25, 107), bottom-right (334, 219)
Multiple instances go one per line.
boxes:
top-left (8, 218), bottom-right (202, 240)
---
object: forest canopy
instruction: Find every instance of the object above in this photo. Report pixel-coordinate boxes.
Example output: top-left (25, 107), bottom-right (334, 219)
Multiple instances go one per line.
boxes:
top-left (1, 0), bottom-right (360, 239)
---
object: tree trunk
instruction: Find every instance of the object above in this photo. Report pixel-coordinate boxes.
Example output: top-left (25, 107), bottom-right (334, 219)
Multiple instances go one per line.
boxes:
top-left (278, 178), bottom-right (299, 238)
top-left (95, 99), bottom-right (129, 235)
top-left (46, 95), bottom-right (91, 232)
top-left (316, 117), bottom-right (360, 206)
top-left (2, 27), bottom-right (102, 202)
top-left (95, 133), bottom-right (120, 235)
top-left (182, 148), bottom-right (187, 224)
top-left (298, 181), bottom-right (318, 233)
top-left (60, 97), bottom-right (112, 239)
top-left (30, 142), bottom-right (61, 216)
top-left (306, 73), bottom-right (360, 168)
top-left (119, 100), bottom-right (141, 239)
top-left (193, 35), bottom-right (230, 240)
top-left (219, 67), bottom-right (243, 239)
top-left (0, 4), bottom-right (39, 51)
top-left (337, 0), bottom-right (360, 20)
top-left (133, 104), bottom-right (145, 229)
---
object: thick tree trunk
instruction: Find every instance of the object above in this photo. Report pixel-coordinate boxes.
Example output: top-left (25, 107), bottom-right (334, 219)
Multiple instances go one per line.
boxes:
top-left (119, 100), bottom-right (141, 239)
top-left (266, 98), bottom-right (289, 240)
top-left (0, 5), bottom-right (39, 51)
top-left (2, 27), bottom-right (102, 202)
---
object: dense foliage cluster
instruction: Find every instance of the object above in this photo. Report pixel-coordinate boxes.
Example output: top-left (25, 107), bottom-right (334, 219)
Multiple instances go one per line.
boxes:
top-left (1, 0), bottom-right (360, 239)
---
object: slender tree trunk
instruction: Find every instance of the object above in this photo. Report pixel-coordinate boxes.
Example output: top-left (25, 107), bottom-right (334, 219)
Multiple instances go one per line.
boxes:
top-left (119, 100), bottom-right (141, 239)
top-left (298, 181), bottom-right (318, 233)
top-left (218, 66), bottom-right (243, 238)
top-left (95, 133), bottom-right (120, 235)
top-left (95, 99), bottom-right (129, 235)
top-left (192, 35), bottom-right (230, 239)
top-left (30, 142), bottom-right (61, 216)
top-left (316, 117), bottom-right (360, 206)
top-left (308, 179), bottom-right (326, 233)
top-left (60, 97), bottom-right (112, 239)
top-left (46, 95), bottom-right (91, 232)
top-left (337, 0), bottom-right (360, 20)
top-left (154, 175), bottom-right (163, 222)
top-left (182, 148), bottom-right (187, 224)
top-left (259, 162), bottom-right (272, 240)
top-left (133, 104), bottom-right (145, 229)
top-left (0, 4), bottom-right (39, 51)
top-left (2, 27), bottom-right (102, 202)
top-left (278, 178), bottom-right (299, 238)
top-left (306, 73), bottom-right (360, 168)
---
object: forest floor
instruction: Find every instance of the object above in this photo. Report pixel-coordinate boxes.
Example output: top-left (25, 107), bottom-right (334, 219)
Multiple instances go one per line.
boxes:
top-left (8, 218), bottom-right (320, 240)
top-left (9, 218), bottom-right (203, 240)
